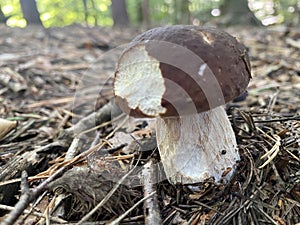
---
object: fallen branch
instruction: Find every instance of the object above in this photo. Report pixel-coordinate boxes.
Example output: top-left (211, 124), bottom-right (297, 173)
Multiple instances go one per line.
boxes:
top-left (142, 160), bottom-right (161, 225)
top-left (0, 204), bottom-right (66, 223)
top-left (1, 141), bottom-right (105, 225)
top-left (1, 167), bottom-right (69, 225)
top-left (59, 100), bottom-right (122, 142)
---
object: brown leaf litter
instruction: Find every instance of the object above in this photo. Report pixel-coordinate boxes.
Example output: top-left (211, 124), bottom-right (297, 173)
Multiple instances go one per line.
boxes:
top-left (0, 24), bottom-right (299, 224)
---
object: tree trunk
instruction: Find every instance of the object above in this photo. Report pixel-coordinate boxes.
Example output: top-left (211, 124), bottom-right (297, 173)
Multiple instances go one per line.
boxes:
top-left (111, 0), bottom-right (129, 27)
top-left (90, 0), bottom-right (98, 26)
top-left (20, 0), bottom-right (43, 26)
top-left (136, 0), bottom-right (143, 24)
top-left (136, 0), bottom-right (151, 27)
top-left (142, 0), bottom-right (151, 27)
top-left (221, 0), bottom-right (262, 26)
top-left (174, 0), bottom-right (190, 24)
top-left (0, 5), bottom-right (8, 24)
top-left (293, 3), bottom-right (300, 25)
top-left (82, 0), bottom-right (88, 25)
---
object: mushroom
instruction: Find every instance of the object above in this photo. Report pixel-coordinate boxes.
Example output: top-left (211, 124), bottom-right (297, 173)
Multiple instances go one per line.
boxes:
top-left (114, 25), bottom-right (251, 184)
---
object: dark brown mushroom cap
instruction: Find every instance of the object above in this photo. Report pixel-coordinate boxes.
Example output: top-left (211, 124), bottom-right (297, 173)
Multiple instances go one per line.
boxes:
top-left (114, 25), bottom-right (251, 117)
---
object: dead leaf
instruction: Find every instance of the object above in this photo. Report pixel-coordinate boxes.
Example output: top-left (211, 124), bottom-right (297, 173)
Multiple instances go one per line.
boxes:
top-left (286, 38), bottom-right (300, 49)
top-left (0, 118), bottom-right (17, 140)
top-left (0, 67), bottom-right (27, 92)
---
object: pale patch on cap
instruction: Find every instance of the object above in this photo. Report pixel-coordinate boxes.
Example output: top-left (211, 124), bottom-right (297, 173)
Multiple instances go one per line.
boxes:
top-left (114, 45), bottom-right (166, 117)
top-left (198, 31), bottom-right (214, 45)
top-left (198, 63), bottom-right (207, 77)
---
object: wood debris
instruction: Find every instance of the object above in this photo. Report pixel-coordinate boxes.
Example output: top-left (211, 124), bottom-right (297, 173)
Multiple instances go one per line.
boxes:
top-left (0, 24), bottom-right (299, 224)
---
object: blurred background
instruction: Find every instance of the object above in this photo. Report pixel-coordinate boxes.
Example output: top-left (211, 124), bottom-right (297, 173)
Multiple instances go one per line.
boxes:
top-left (0, 0), bottom-right (299, 28)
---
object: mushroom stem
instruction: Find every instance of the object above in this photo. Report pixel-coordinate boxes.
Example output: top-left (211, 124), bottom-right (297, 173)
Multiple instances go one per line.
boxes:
top-left (156, 106), bottom-right (239, 184)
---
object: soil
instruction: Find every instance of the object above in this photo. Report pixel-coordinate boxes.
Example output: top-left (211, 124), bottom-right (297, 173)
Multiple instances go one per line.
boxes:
top-left (0, 24), bottom-right (299, 225)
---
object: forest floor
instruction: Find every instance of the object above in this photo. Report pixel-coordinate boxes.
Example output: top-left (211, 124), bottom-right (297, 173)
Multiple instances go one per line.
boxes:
top-left (0, 24), bottom-right (299, 225)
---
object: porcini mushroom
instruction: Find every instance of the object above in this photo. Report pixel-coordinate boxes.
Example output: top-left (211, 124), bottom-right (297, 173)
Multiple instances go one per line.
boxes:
top-left (114, 25), bottom-right (251, 184)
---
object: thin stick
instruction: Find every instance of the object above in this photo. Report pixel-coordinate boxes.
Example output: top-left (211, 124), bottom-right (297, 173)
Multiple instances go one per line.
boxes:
top-left (37, 136), bottom-right (82, 224)
top-left (193, 201), bottom-right (224, 215)
top-left (1, 142), bottom-right (105, 225)
top-left (0, 204), bottom-right (66, 223)
top-left (1, 166), bottom-right (70, 225)
top-left (26, 95), bottom-right (97, 108)
top-left (259, 135), bottom-right (281, 169)
top-left (64, 136), bottom-right (81, 161)
top-left (64, 100), bottom-right (122, 139)
top-left (253, 205), bottom-right (278, 225)
top-left (142, 160), bottom-right (162, 225)
top-left (80, 113), bottom-right (125, 135)
top-left (105, 115), bottom-right (129, 139)
top-left (108, 192), bottom-right (156, 225)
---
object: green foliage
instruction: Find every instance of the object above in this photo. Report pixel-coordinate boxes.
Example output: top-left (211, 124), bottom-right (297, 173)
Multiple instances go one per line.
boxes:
top-left (189, 0), bottom-right (224, 24)
top-left (126, 0), bottom-right (141, 25)
top-left (149, 0), bottom-right (174, 25)
top-left (0, 0), bottom-right (299, 27)
top-left (38, 0), bottom-right (113, 27)
top-left (127, 0), bottom-right (225, 25)
top-left (277, 0), bottom-right (300, 24)
top-left (2, 0), bottom-right (113, 27)
top-left (1, 0), bottom-right (26, 26)
top-left (249, 0), bottom-right (300, 25)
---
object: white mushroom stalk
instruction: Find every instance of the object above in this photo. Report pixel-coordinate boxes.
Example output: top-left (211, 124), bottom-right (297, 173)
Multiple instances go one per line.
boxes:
top-left (156, 106), bottom-right (239, 184)
top-left (113, 25), bottom-right (251, 185)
